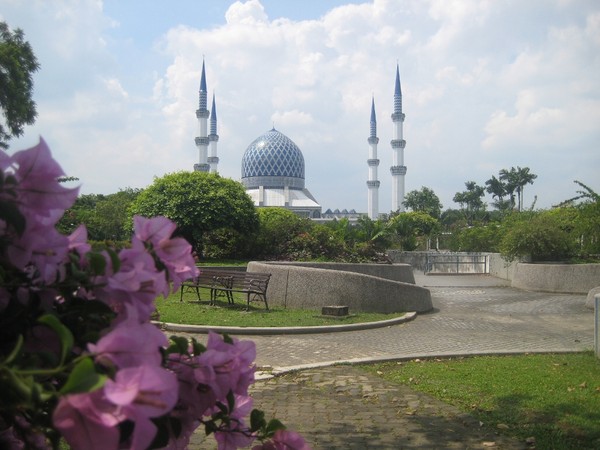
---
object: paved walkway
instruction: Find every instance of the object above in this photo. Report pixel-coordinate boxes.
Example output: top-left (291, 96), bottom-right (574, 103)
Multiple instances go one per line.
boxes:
top-left (185, 273), bottom-right (595, 449)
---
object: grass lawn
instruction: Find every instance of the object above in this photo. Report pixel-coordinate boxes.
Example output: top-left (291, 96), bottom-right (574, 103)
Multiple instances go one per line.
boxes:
top-left (362, 353), bottom-right (600, 450)
top-left (156, 289), bottom-right (404, 327)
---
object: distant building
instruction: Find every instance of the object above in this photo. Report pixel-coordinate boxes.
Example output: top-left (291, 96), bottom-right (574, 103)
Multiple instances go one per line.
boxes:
top-left (192, 61), bottom-right (407, 220)
top-left (241, 128), bottom-right (321, 218)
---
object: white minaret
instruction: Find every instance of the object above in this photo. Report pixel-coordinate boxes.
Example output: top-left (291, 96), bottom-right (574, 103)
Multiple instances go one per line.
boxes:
top-left (208, 92), bottom-right (219, 173)
top-left (367, 97), bottom-right (380, 219)
top-left (390, 64), bottom-right (407, 212)
top-left (194, 59), bottom-right (210, 172)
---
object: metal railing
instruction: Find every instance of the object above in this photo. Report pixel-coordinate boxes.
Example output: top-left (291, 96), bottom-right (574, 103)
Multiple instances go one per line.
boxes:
top-left (425, 253), bottom-right (489, 274)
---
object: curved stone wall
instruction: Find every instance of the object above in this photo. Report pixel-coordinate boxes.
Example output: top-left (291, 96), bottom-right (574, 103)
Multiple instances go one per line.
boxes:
top-left (512, 263), bottom-right (600, 294)
top-left (257, 261), bottom-right (415, 284)
top-left (247, 262), bottom-right (432, 313)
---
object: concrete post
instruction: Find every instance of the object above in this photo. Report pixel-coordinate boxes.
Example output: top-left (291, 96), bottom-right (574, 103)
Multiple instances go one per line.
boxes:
top-left (595, 294), bottom-right (600, 359)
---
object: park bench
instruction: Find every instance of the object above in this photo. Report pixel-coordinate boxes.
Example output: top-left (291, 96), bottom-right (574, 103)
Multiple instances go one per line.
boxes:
top-left (180, 269), bottom-right (271, 310)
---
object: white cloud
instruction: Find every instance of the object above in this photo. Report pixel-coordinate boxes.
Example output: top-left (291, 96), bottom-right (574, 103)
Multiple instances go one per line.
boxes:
top-left (2, 0), bottom-right (599, 212)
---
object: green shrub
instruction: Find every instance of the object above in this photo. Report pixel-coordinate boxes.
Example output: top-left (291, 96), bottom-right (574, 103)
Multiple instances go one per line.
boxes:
top-left (499, 210), bottom-right (577, 262)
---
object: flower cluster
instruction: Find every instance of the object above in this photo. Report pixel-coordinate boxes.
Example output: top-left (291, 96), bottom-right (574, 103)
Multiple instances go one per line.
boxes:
top-left (0, 139), bottom-right (309, 450)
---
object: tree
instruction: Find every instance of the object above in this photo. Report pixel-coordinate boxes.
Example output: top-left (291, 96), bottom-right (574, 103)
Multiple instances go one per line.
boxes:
top-left (402, 186), bottom-right (443, 218)
top-left (129, 171), bottom-right (258, 255)
top-left (0, 22), bottom-right (40, 149)
top-left (499, 210), bottom-right (577, 262)
top-left (485, 175), bottom-right (512, 212)
top-left (57, 189), bottom-right (142, 242)
top-left (250, 207), bottom-right (311, 259)
top-left (499, 166), bottom-right (537, 211)
top-left (387, 211), bottom-right (440, 251)
top-left (557, 180), bottom-right (600, 256)
top-left (453, 181), bottom-right (486, 225)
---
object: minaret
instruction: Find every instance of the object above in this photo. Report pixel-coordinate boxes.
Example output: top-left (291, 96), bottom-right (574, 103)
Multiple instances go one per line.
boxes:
top-left (208, 92), bottom-right (219, 173)
top-left (367, 97), bottom-right (380, 219)
top-left (194, 59), bottom-right (210, 172)
top-left (390, 64), bottom-right (407, 212)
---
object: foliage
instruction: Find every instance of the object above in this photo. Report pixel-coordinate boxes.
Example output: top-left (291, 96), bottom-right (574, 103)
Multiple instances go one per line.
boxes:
top-left (557, 180), bottom-right (600, 256)
top-left (288, 224), bottom-right (348, 261)
top-left (0, 139), bottom-right (308, 450)
top-left (249, 207), bottom-right (311, 259)
top-left (452, 181), bottom-right (486, 225)
top-left (499, 209), bottom-right (578, 262)
top-left (402, 186), bottom-right (443, 219)
top-left (387, 211), bottom-right (440, 251)
top-left (447, 224), bottom-right (501, 252)
top-left (364, 353), bottom-right (600, 449)
top-left (498, 166), bottom-right (537, 212)
top-left (57, 188), bottom-right (142, 241)
top-left (129, 171), bottom-right (259, 256)
top-left (0, 22), bottom-right (40, 149)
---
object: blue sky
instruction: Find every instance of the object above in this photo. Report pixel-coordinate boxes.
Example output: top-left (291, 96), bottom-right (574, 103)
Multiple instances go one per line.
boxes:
top-left (2, 0), bottom-right (599, 213)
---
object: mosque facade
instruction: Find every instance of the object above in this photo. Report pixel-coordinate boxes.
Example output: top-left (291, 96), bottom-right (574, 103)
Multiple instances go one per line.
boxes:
top-left (193, 60), bottom-right (406, 220)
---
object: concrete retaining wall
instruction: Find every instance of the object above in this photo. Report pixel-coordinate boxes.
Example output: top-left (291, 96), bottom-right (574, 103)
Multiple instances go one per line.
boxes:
top-left (256, 261), bottom-right (415, 284)
top-left (247, 261), bottom-right (432, 313)
top-left (387, 251), bottom-right (427, 270)
top-left (488, 253), bottom-right (520, 281)
top-left (512, 263), bottom-right (600, 294)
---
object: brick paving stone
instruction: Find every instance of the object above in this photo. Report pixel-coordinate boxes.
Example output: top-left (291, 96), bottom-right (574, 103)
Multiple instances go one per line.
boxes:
top-left (177, 274), bottom-right (595, 449)
top-left (190, 366), bottom-right (527, 449)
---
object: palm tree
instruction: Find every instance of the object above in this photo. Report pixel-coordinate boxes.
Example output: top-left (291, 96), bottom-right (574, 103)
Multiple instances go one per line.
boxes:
top-left (498, 168), bottom-right (518, 210)
top-left (513, 166), bottom-right (537, 211)
top-left (485, 175), bottom-right (510, 211)
top-left (499, 166), bottom-right (537, 211)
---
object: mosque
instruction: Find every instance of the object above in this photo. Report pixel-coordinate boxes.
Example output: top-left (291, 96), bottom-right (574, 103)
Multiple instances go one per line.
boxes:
top-left (193, 60), bottom-right (407, 220)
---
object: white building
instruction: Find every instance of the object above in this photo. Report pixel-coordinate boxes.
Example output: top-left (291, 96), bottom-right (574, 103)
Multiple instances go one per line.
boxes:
top-left (241, 128), bottom-right (322, 218)
top-left (193, 61), bottom-right (408, 219)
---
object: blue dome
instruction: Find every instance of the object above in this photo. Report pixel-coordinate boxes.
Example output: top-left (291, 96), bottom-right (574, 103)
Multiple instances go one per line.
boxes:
top-left (241, 129), bottom-right (305, 189)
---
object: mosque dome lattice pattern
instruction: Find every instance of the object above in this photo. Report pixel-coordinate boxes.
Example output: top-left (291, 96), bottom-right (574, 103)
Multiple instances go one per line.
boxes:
top-left (241, 129), bottom-right (305, 180)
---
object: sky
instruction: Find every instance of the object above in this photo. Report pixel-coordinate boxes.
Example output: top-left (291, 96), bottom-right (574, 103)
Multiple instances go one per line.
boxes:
top-left (2, 0), bottom-right (599, 213)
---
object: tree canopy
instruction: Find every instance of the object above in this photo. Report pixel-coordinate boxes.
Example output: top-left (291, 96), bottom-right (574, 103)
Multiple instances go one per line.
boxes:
top-left (129, 171), bottom-right (258, 255)
top-left (0, 22), bottom-right (40, 149)
top-left (498, 166), bottom-right (537, 211)
top-left (129, 172), bottom-right (258, 255)
top-left (402, 186), bottom-right (443, 218)
top-left (453, 181), bottom-right (486, 225)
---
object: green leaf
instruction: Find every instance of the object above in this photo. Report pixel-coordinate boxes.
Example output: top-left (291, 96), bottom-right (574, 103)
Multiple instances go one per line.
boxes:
top-left (250, 409), bottom-right (266, 432)
top-left (191, 339), bottom-right (206, 355)
top-left (265, 418), bottom-right (286, 436)
top-left (0, 200), bottom-right (26, 235)
top-left (87, 252), bottom-right (107, 275)
top-left (37, 314), bottom-right (73, 367)
top-left (60, 357), bottom-right (106, 395)
top-left (3, 334), bottom-right (24, 364)
top-left (226, 390), bottom-right (235, 412)
top-left (167, 336), bottom-right (189, 355)
top-left (106, 248), bottom-right (121, 273)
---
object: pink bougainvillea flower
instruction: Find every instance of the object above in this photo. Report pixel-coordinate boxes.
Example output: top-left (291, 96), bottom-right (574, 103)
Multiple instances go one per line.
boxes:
top-left (53, 390), bottom-right (121, 450)
top-left (252, 430), bottom-right (312, 450)
top-left (212, 394), bottom-right (255, 450)
top-left (10, 137), bottom-right (79, 218)
top-left (92, 246), bottom-right (167, 321)
top-left (68, 224), bottom-right (91, 261)
top-left (168, 352), bottom-right (216, 419)
top-left (104, 364), bottom-right (178, 450)
top-left (7, 222), bottom-right (69, 284)
top-left (132, 215), bottom-right (198, 293)
top-left (195, 332), bottom-right (256, 400)
top-left (89, 321), bottom-right (168, 369)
